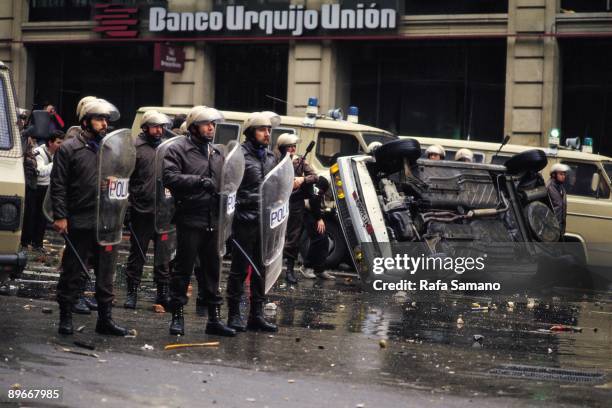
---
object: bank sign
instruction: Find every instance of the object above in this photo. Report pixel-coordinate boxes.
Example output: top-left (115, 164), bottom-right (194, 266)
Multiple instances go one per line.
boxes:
top-left (149, 3), bottom-right (397, 37)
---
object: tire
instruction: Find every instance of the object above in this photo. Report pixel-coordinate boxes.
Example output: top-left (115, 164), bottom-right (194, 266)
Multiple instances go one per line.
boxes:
top-left (504, 149), bottom-right (548, 174)
top-left (373, 138), bottom-right (422, 174)
top-left (299, 217), bottom-right (347, 269)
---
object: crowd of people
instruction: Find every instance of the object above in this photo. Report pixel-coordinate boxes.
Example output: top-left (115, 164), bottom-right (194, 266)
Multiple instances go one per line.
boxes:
top-left (16, 99), bottom-right (570, 339)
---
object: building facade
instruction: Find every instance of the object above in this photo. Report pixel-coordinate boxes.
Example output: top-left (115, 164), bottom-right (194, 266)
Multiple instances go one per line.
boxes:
top-left (1, 0), bottom-right (611, 155)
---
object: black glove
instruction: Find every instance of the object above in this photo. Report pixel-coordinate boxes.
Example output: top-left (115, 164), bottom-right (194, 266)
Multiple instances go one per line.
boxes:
top-left (199, 177), bottom-right (217, 193)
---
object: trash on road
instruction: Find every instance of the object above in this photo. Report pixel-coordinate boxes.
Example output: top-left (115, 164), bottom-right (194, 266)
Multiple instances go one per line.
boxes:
top-left (74, 340), bottom-right (95, 351)
top-left (141, 344), bottom-right (154, 351)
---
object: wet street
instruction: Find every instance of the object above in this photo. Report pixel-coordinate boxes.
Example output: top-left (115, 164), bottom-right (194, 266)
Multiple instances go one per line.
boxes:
top-left (1, 234), bottom-right (611, 407)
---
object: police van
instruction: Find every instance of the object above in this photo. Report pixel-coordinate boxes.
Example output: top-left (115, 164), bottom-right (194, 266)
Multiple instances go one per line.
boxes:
top-left (0, 61), bottom-right (26, 283)
top-left (402, 135), bottom-right (612, 283)
top-left (132, 101), bottom-right (395, 268)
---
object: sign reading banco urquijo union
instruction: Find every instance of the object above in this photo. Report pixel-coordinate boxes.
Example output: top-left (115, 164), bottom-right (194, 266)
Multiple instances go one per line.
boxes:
top-left (149, 4), bottom-right (397, 36)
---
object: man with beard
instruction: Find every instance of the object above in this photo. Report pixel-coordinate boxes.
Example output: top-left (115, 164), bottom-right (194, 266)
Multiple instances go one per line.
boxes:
top-left (163, 106), bottom-right (235, 337)
top-left (226, 112), bottom-right (279, 333)
top-left (124, 110), bottom-right (172, 310)
top-left (50, 98), bottom-right (130, 336)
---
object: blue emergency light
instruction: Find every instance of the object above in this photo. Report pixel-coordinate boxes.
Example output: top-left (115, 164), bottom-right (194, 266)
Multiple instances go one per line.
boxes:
top-left (347, 106), bottom-right (359, 123)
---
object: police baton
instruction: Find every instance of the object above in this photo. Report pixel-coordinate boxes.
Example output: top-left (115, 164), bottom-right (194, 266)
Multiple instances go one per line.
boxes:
top-left (127, 222), bottom-right (147, 262)
top-left (231, 238), bottom-right (263, 279)
top-left (61, 232), bottom-right (91, 282)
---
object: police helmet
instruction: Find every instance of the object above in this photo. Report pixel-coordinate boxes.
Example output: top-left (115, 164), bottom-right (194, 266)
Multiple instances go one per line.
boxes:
top-left (550, 163), bottom-right (570, 175)
top-left (243, 112), bottom-right (273, 135)
top-left (426, 144), bottom-right (446, 159)
top-left (276, 133), bottom-right (300, 147)
top-left (455, 148), bottom-right (474, 162)
top-left (78, 98), bottom-right (120, 122)
top-left (140, 110), bottom-right (171, 129)
top-left (186, 106), bottom-right (224, 129)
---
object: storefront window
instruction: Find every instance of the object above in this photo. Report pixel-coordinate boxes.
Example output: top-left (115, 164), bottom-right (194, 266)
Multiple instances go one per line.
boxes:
top-left (350, 40), bottom-right (506, 143)
top-left (404, 0), bottom-right (508, 14)
top-left (561, 1), bottom-right (612, 13)
top-left (560, 39), bottom-right (612, 158)
top-left (29, 0), bottom-right (167, 22)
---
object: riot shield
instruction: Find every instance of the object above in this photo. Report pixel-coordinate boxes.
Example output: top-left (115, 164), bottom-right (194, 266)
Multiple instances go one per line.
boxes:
top-left (217, 140), bottom-right (245, 256)
top-left (65, 126), bottom-right (81, 139)
top-left (42, 187), bottom-right (53, 222)
top-left (260, 154), bottom-right (294, 293)
top-left (153, 135), bottom-right (182, 265)
top-left (96, 129), bottom-right (137, 245)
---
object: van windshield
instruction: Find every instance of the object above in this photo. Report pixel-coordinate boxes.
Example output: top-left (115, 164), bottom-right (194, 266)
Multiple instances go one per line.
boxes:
top-left (0, 75), bottom-right (14, 151)
top-left (604, 163), bottom-right (612, 181)
top-left (362, 133), bottom-right (396, 146)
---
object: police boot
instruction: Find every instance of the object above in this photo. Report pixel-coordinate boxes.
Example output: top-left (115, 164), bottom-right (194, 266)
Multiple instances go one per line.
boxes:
top-left (169, 305), bottom-right (185, 336)
top-left (205, 305), bottom-right (236, 337)
top-left (58, 302), bottom-right (73, 335)
top-left (123, 278), bottom-right (138, 309)
top-left (227, 300), bottom-right (246, 332)
top-left (155, 282), bottom-right (170, 309)
top-left (285, 258), bottom-right (298, 285)
top-left (247, 302), bottom-right (278, 332)
top-left (83, 296), bottom-right (98, 311)
top-left (72, 296), bottom-right (91, 314)
top-left (95, 303), bottom-right (129, 336)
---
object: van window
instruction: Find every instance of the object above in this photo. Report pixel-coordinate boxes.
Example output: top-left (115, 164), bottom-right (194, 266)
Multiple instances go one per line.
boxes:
top-left (0, 77), bottom-right (14, 150)
top-left (316, 132), bottom-right (360, 166)
top-left (271, 127), bottom-right (296, 149)
top-left (420, 148), bottom-right (484, 163)
top-left (604, 163), bottom-right (612, 181)
top-left (562, 161), bottom-right (610, 199)
top-left (363, 133), bottom-right (396, 146)
top-left (490, 155), bottom-right (511, 165)
top-left (215, 123), bottom-right (241, 145)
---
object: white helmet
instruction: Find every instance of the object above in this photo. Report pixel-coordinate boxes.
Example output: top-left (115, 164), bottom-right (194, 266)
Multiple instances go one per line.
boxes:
top-left (243, 112), bottom-right (273, 135)
top-left (260, 111), bottom-right (281, 128)
top-left (186, 106), bottom-right (224, 129)
top-left (78, 98), bottom-right (120, 122)
top-left (76, 96), bottom-right (96, 119)
top-left (179, 121), bottom-right (187, 134)
top-left (367, 141), bottom-right (383, 153)
top-left (276, 133), bottom-right (300, 147)
top-left (140, 110), bottom-right (171, 128)
top-left (426, 144), bottom-right (446, 159)
top-left (455, 148), bottom-right (474, 162)
top-left (550, 163), bottom-right (570, 175)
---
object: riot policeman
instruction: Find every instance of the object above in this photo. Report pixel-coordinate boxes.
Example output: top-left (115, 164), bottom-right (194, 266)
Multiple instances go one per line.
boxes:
top-left (50, 98), bottom-right (131, 336)
top-left (276, 133), bottom-right (317, 284)
top-left (226, 112), bottom-right (280, 333)
top-left (162, 106), bottom-right (236, 337)
top-left (426, 144), bottom-right (445, 160)
top-left (547, 163), bottom-right (570, 238)
top-left (124, 110), bottom-right (172, 309)
top-left (302, 176), bottom-right (335, 280)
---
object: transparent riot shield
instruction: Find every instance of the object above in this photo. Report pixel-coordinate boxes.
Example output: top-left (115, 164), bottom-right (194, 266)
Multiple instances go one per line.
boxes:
top-left (153, 135), bottom-right (182, 265)
top-left (96, 129), bottom-right (136, 245)
top-left (260, 154), bottom-right (294, 293)
top-left (217, 140), bottom-right (245, 256)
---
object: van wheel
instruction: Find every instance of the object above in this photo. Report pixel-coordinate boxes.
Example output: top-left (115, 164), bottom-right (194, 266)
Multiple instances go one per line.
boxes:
top-left (373, 138), bottom-right (422, 174)
top-left (505, 149), bottom-right (548, 174)
top-left (299, 219), bottom-right (347, 269)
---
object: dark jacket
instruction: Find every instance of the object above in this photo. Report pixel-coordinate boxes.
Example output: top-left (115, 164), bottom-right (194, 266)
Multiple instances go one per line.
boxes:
top-left (290, 156), bottom-right (317, 203)
top-left (235, 140), bottom-right (278, 222)
top-left (50, 132), bottom-right (98, 229)
top-left (129, 133), bottom-right (157, 214)
top-left (546, 179), bottom-right (567, 235)
top-left (162, 134), bottom-right (224, 228)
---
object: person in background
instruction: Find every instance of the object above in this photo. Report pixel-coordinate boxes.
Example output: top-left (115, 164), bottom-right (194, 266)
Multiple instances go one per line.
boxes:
top-left (426, 145), bottom-right (445, 160)
top-left (547, 163), bottom-right (570, 240)
top-left (455, 148), bottom-right (474, 163)
top-left (30, 130), bottom-right (65, 253)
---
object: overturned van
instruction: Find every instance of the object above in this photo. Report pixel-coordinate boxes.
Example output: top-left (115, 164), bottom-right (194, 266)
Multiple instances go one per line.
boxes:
top-left (331, 138), bottom-right (587, 292)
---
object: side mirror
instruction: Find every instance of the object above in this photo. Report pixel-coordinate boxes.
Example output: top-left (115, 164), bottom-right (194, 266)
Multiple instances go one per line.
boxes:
top-left (591, 172), bottom-right (600, 196)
